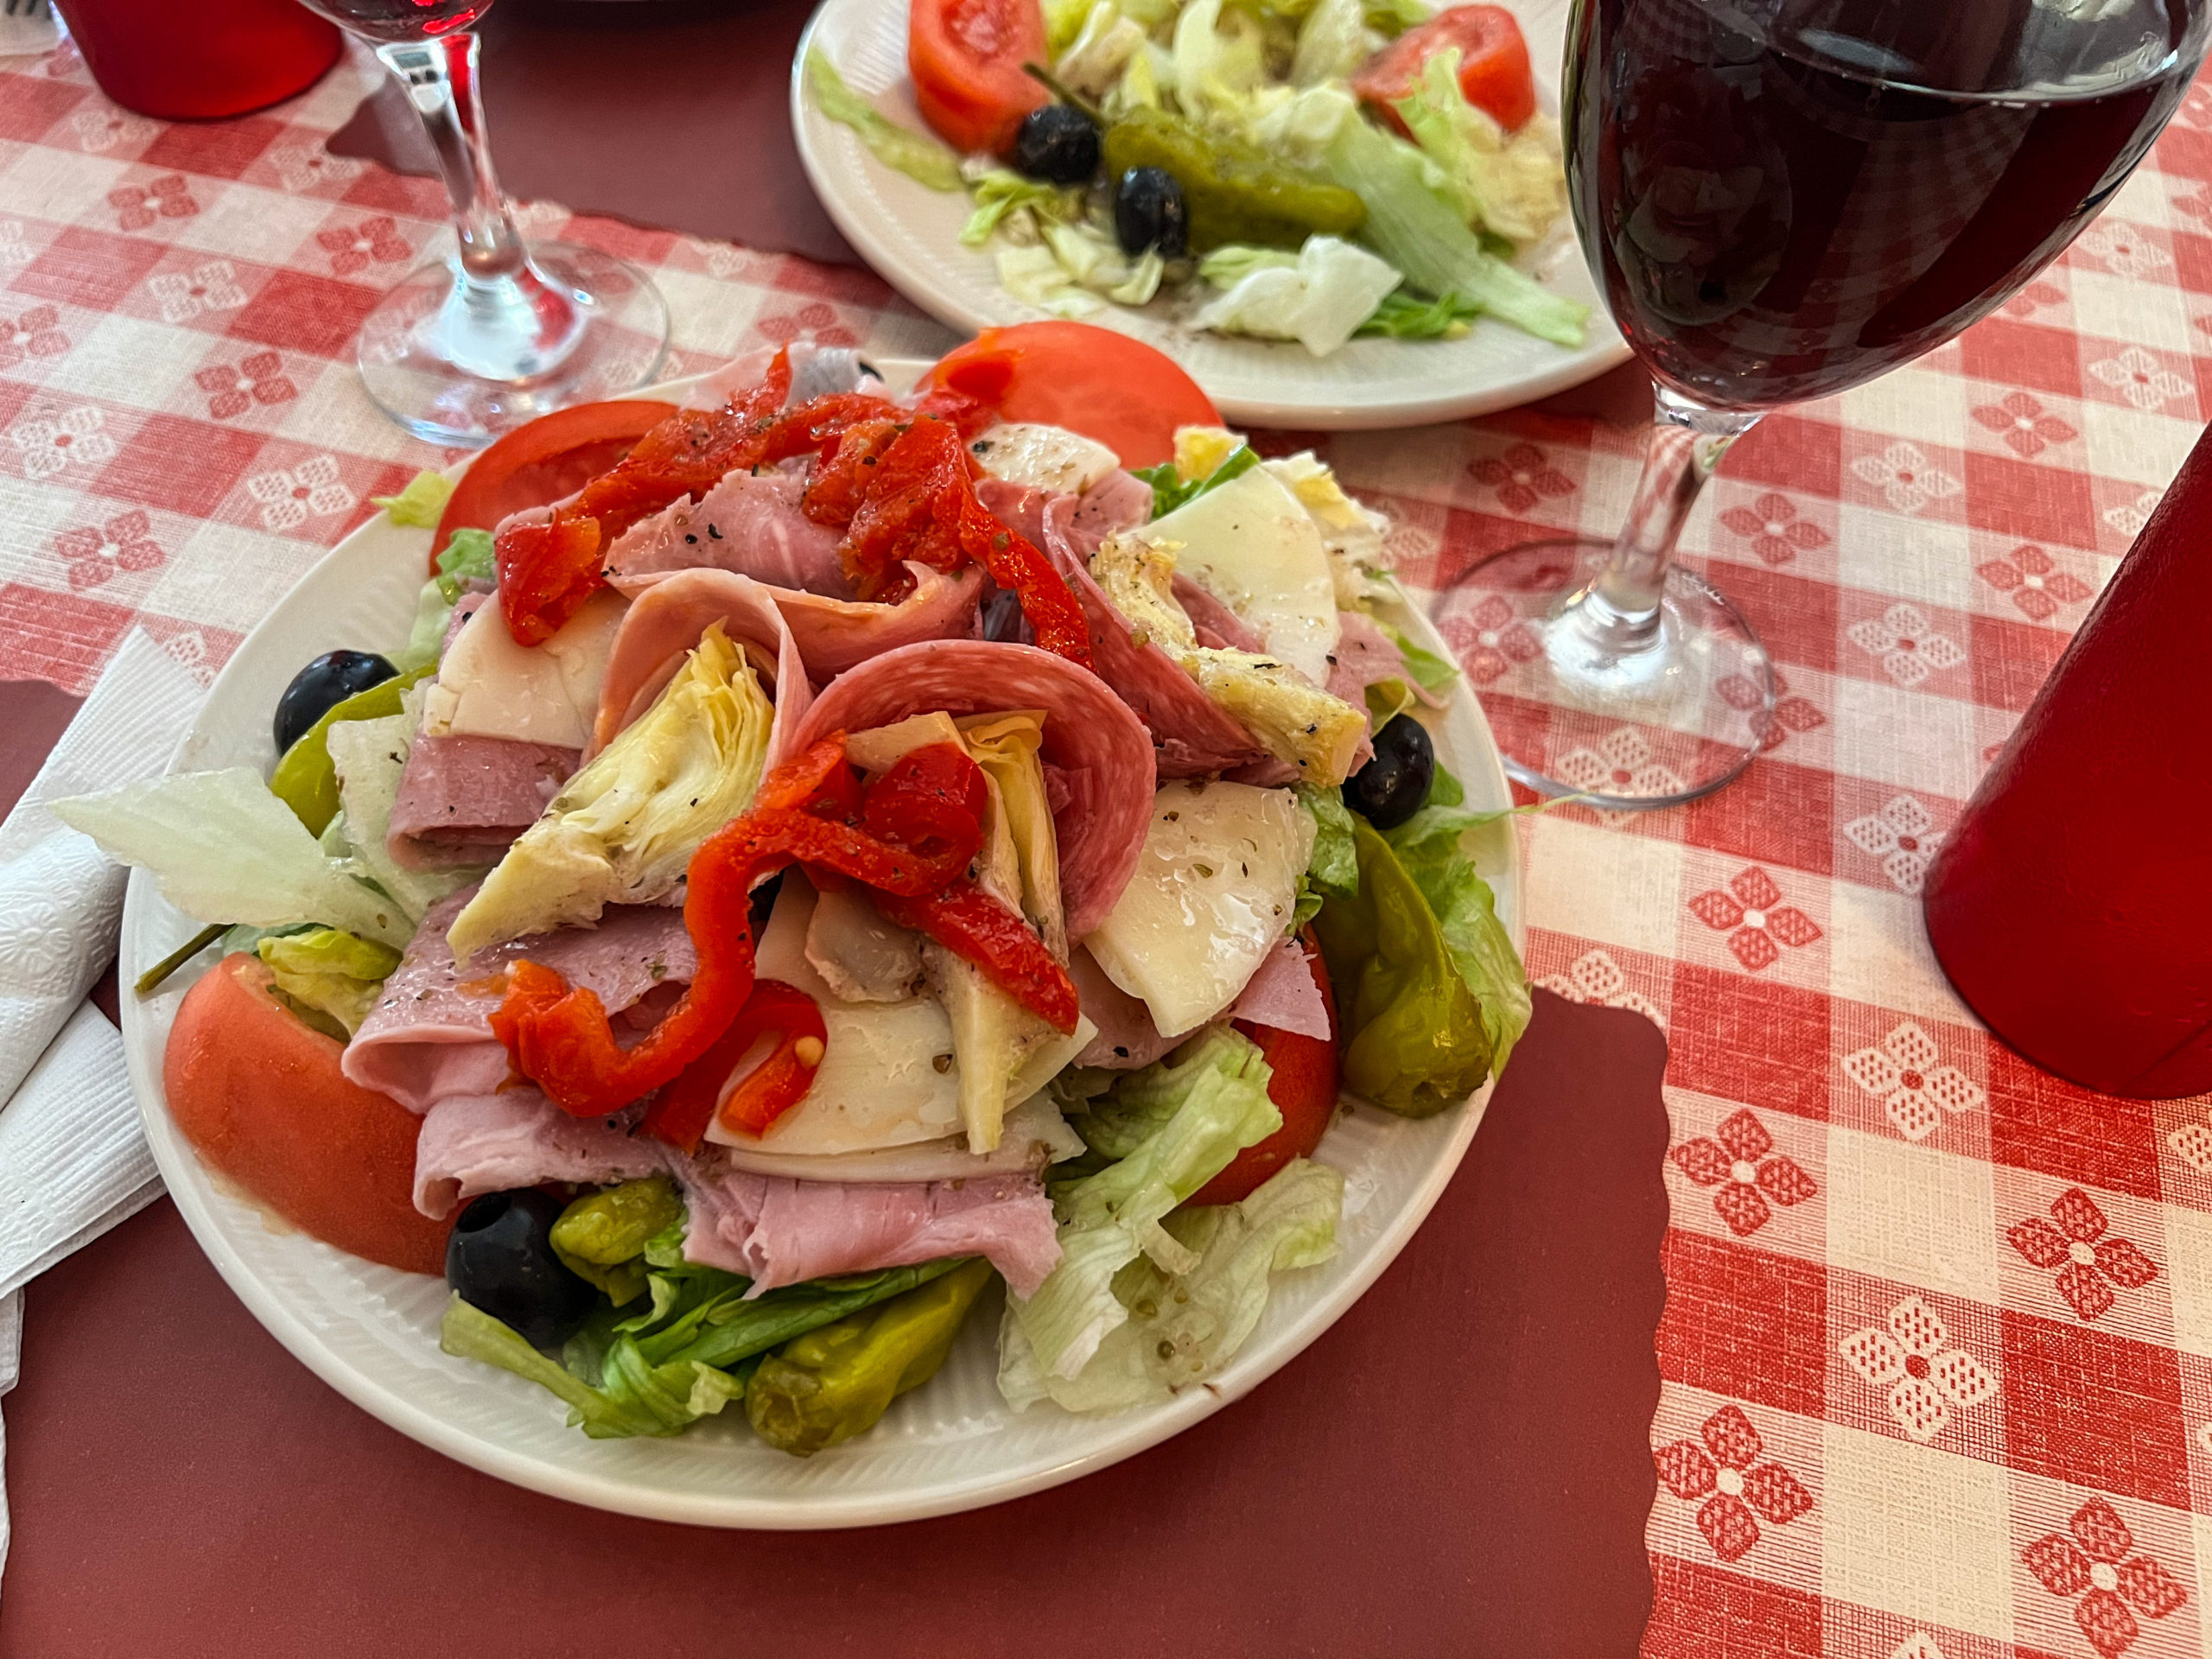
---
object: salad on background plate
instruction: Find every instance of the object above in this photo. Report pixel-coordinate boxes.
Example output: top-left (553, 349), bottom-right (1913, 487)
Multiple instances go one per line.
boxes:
top-left (73, 324), bottom-right (1525, 1492)
top-left (791, 0), bottom-right (1626, 428)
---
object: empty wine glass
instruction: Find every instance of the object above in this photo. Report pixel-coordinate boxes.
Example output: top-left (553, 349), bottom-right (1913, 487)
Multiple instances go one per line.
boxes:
top-left (295, 0), bottom-right (670, 446)
top-left (1436, 0), bottom-right (2206, 808)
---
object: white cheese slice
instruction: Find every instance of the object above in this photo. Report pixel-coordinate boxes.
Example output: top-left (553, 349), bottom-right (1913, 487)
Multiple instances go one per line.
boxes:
top-left (1143, 465), bottom-right (1340, 686)
top-left (711, 1094), bottom-right (1085, 1184)
top-left (969, 422), bottom-right (1124, 493)
top-left (419, 586), bottom-right (626, 750)
top-left (706, 874), bottom-right (1091, 1156)
top-left (1084, 779), bottom-right (1315, 1039)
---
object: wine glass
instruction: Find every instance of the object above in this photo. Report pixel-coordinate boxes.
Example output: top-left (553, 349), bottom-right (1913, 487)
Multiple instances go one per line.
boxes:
top-left (294, 0), bottom-right (671, 446)
top-left (1434, 0), bottom-right (2208, 809)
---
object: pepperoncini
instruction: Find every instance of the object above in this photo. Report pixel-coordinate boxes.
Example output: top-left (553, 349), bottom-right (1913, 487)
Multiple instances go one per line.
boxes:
top-left (1100, 107), bottom-right (1366, 251)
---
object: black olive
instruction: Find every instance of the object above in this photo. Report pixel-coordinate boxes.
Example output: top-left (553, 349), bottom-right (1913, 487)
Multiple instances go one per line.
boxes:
top-left (445, 1189), bottom-right (597, 1348)
top-left (274, 649), bottom-right (397, 754)
top-left (1344, 715), bottom-right (1436, 831)
top-left (1014, 105), bottom-right (1101, 185)
top-left (1115, 167), bottom-right (1188, 258)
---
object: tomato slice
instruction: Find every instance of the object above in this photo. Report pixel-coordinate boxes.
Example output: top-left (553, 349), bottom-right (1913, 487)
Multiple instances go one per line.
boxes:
top-left (1352, 6), bottom-right (1537, 137)
top-left (430, 398), bottom-right (679, 570)
top-left (1191, 933), bottom-right (1341, 1208)
top-left (916, 321), bottom-right (1221, 470)
top-left (908, 0), bottom-right (1050, 156)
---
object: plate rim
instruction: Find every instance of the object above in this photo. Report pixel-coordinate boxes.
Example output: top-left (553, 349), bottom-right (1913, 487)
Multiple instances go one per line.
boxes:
top-left (118, 364), bottom-right (1522, 1528)
top-left (786, 0), bottom-right (1631, 430)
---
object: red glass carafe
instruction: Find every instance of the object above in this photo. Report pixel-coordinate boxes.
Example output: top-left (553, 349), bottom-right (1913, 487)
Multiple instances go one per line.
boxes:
top-left (51, 0), bottom-right (342, 121)
top-left (1923, 423), bottom-right (2212, 1098)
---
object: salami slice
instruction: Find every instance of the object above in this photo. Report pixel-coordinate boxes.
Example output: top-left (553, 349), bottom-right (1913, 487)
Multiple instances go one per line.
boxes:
top-left (788, 639), bottom-right (1156, 939)
top-left (588, 568), bottom-right (816, 765)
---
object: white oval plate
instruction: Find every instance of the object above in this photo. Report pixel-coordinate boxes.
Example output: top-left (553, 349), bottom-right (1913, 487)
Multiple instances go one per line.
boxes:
top-left (118, 365), bottom-right (1521, 1528)
top-left (790, 0), bottom-right (1629, 429)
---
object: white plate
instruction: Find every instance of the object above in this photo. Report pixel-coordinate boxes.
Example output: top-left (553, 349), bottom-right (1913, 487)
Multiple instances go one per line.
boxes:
top-left (790, 0), bottom-right (1629, 429)
top-left (118, 365), bottom-right (1522, 1529)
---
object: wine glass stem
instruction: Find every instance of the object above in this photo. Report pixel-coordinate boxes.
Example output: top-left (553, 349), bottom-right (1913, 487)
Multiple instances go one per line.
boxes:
top-left (375, 32), bottom-right (525, 283)
top-left (1577, 384), bottom-right (1761, 653)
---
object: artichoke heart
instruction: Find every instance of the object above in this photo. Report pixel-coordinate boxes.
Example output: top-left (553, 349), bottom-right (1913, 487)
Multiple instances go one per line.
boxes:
top-left (446, 624), bottom-right (772, 963)
top-left (1090, 534), bottom-right (1367, 786)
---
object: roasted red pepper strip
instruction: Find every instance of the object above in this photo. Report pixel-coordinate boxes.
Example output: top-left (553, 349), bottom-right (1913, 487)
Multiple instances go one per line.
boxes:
top-left (639, 979), bottom-right (828, 1154)
top-left (875, 883), bottom-right (1080, 1033)
top-left (496, 351), bottom-right (794, 644)
top-left (489, 735), bottom-right (988, 1115)
top-left (864, 741), bottom-right (991, 862)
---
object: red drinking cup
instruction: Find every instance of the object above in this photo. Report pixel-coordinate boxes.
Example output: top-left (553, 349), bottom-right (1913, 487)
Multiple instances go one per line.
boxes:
top-left (51, 0), bottom-right (343, 120)
top-left (1923, 423), bottom-right (2212, 1098)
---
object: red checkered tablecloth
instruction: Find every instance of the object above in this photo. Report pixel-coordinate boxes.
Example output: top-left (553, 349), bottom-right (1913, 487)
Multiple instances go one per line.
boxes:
top-left (5, 33), bottom-right (2211, 1659)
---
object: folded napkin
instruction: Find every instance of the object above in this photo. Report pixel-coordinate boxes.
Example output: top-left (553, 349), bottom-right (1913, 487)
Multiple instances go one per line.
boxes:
top-left (0, 629), bottom-right (208, 1594)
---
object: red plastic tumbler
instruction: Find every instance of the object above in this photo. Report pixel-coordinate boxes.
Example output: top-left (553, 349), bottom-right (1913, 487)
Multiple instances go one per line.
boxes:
top-left (51, 0), bottom-right (342, 121)
top-left (1923, 423), bottom-right (2212, 1099)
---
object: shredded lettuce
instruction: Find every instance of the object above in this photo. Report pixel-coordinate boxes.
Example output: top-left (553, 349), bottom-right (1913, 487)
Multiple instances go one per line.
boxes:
top-left (1321, 114), bottom-right (1587, 346)
top-left (370, 469), bottom-right (454, 528)
top-left (1044, 220), bottom-right (1166, 305)
top-left (1394, 49), bottom-right (1568, 245)
top-left (1001, 1157), bottom-right (1343, 1412)
top-left (1008, 1029), bottom-right (1281, 1383)
top-left (1357, 287), bottom-right (1481, 340)
top-left (255, 926), bottom-right (402, 1039)
top-left (48, 769), bottom-right (413, 948)
top-left (1192, 233), bottom-right (1402, 356)
top-left (806, 49), bottom-right (962, 193)
top-left (441, 1294), bottom-right (739, 1440)
top-left (960, 168), bottom-right (1080, 248)
top-left (447, 624), bottom-right (774, 961)
top-left (390, 578), bottom-right (454, 676)
top-left (1045, 0), bottom-right (1096, 53)
top-left (1290, 0), bottom-right (1370, 86)
top-left (1055, 0), bottom-right (1148, 95)
top-left (1172, 0), bottom-right (1268, 121)
top-left (997, 245), bottom-right (1107, 316)
top-left (1291, 780), bottom-right (1358, 932)
top-left (1362, 0), bottom-right (1430, 34)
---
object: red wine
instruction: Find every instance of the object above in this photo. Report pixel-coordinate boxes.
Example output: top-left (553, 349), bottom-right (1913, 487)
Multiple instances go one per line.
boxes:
top-left (1567, 0), bottom-right (2204, 408)
top-left (296, 0), bottom-right (489, 43)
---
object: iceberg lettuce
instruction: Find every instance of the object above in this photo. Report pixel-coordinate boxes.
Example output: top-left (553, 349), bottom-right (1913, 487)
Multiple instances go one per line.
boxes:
top-left (1000, 1157), bottom-right (1343, 1412)
top-left (1006, 1029), bottom-right (1281, 1382)
top-left (805, 49), bottom-right (962, 194)
top-left (1192, 233), bottom-right (1402, 355)
top-left (1394, 49), bottom-right (1568, 245)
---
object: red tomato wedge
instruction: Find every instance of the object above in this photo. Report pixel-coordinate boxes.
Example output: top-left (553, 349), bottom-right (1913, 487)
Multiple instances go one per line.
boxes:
top-left (429, 398), bottom-right (678, 571)
top-left (1192, 933), bottom-right (1341, 1208)
top-left (908, 0), bottom-right (1050, 156)
top-left (917, 321), bottom-right (1220, 470)
top-left (164, 955), bottom-right (452, 1275)
top-left (1353, 5), bottom-right (1537, 137)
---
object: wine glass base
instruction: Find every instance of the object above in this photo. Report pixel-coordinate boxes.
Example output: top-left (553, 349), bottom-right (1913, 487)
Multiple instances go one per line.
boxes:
top-left (1433, 537), bottom-right (1777, 810)
top-left (356, 240), bottom-right (671, 448)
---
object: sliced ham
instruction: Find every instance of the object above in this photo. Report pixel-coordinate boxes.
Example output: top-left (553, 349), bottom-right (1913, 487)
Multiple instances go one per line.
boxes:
top-left (601, 467), bottom-right (849, 595)
top-left (344, 888), bottom-right (696, 1111)
top-left (673, 1159), bottom-right (1062, 1296)
top-left (787, 638), bottom-right (1156, 938)
top-left (1039, 493), bottom-right (1273, 779)
top-left (976, 476), bottom-right (1052, 549)
top-left (1230, 936), bottom-right (1332, 1041)
top-left (1330, 607), bottom-right (1442, 709)
top-left (588, 568), bottom-right (814, 763)
top-left (413, 1089), bottom-right (666, 1219)
top-left (386, 734), bottom-right (577, 873)
top-left (1071, 944), bottom-right (1178, 1070)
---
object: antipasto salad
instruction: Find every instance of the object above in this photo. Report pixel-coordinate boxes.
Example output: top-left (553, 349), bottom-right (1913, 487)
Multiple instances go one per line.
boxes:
top-left (58, 325), bottom-right (1526, 1456)
top-left (809, 0), bottom-right (1585, 355)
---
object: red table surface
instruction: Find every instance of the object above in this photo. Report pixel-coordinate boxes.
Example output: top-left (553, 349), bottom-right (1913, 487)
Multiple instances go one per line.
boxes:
top-left (0, 679), bottom-right (1673, 1656)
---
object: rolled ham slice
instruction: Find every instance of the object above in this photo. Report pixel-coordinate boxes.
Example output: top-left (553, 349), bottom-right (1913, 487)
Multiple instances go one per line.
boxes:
top-left (588, 568), bottom-right (815, 763)
top-left (1039, 492), bottom-right (1274, 779)
top-left (1329, 607), bottom-right (1445, 710)
top-left (673, 1159), bottom-right (1062, 1296)
top-left (385, 734), bottom-right (576, 873)
top-left (414, 1089), bottom-right (666, 1219)
top-left (344, 888), bottom-right (696, 1112)
top-left (787, 638), bottom-right (1156, 939)
top-left (612, 560), bottom-right (986, 683)
top-left (601, 467), bottom-right (849, 595)
top-left (1230, 936), bottom-right (1332, 1040)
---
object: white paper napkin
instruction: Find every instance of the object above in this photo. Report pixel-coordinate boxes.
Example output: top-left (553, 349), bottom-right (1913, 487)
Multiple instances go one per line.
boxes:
top-left (0, 628), bottom-right (208, 1595)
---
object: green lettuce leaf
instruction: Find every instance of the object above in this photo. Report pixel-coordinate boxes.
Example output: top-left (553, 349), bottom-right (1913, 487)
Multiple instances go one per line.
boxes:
top-left (1296, 781), bottom-right (1358, 898)
top-left (371, 469), bottom-right (454, 528)
top-left (434, 527), bottom-right (496, 603)
top-left (960, 168), bottom-right (1080, 247)
top-left (441, 1294), bottom-right (738, 1440)
top-left (1131, 442), bottom-right (1258, 518)
top-left (255, 926), bottom-right (401, 1039)
top-left (324, 711), bottom-right (480, 918)
top-left (1380, 798), bottom-right (1531, 1072)
top-left (1377, 620), bottom-right (1462, 691)
top-left (806, 49), bottom-right (962, 193)
top-left (1000, 1157), bottom-right (1344, 1412)
top-left (1394, 48), bottom-right (1567, 245)
top-left (1357, 287), bottom-right (1481, 340)
top-left (1014, 1028), bottom-right (1281, 1382)
top-left (48, 769), bottom-right (413, 948)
